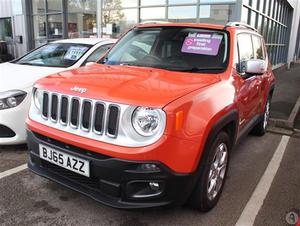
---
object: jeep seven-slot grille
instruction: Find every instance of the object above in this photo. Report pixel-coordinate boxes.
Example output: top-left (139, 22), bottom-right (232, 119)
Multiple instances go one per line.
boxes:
top-left (41, 92), bottom-right (120, 138)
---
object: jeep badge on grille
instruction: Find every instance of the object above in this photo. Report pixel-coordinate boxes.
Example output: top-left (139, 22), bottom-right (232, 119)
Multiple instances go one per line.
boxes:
top-left (70, 86), bottom-right (87, 94)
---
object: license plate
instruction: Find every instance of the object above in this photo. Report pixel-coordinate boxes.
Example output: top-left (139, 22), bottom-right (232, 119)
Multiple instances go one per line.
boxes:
top-left (39, 144), bottom-right (90, 177)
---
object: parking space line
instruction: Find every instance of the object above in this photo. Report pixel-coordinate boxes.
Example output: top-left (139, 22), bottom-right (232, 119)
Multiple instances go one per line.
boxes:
top-left (0, 164), bottom-right (27, 180)
top-left (235, 135), bottom-right (290, 226)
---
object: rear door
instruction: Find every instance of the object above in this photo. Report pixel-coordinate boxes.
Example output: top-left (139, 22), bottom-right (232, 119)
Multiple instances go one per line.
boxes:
top-left (251, 34), bottom-right (268, 111)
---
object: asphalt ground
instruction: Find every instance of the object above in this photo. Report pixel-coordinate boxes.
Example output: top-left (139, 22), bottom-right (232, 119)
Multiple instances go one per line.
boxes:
top-left (295, 111), bottom-right (300, 131)
top-left (271, 62), bottom-right (300, 120)
top-left (0, 132), bottom-right (299, 226)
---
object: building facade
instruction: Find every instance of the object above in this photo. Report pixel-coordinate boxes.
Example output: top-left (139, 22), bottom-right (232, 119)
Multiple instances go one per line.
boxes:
top-left (0, 0), bottom-right (300, 68)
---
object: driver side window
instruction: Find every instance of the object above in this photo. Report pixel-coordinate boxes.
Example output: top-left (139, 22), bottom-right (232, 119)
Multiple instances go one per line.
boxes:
top-left (237, 33), bottom-right (254, 73)
top-left (119, 33), bottom-right (157, 62)
top-left (120, 41), bottom-right (151, 62)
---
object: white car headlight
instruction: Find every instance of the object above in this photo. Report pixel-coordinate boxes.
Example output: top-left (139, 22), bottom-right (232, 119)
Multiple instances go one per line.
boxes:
top-left (132, 107), bottom-right (164, 137)
top-left (0, 90), bottom-right (27, 110)
top-left (33, 88), bottom-right (43, 111)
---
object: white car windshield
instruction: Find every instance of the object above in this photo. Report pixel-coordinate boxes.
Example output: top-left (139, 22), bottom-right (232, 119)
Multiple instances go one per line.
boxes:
top-left (15, 43), bottom-right (92, 67)
top-left (101, 27), bottom-right (229, 73)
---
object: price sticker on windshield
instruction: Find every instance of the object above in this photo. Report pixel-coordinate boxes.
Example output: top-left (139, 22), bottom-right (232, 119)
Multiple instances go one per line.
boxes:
top-left (64, 46), bottom-right (89, 61)
top-left (181, 32), bottom-right (223, 56)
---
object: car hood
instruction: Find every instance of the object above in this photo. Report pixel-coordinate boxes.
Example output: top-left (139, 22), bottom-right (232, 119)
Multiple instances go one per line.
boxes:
top-left (0, 62), bottom-right (67, 92)
top-left (35, 64), bottom-right (222, 108)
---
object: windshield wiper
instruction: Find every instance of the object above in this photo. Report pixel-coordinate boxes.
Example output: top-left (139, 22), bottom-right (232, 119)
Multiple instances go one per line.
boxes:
top-left (175, 67), bottom-right (226, 72)
top-left (17, 62), bottom-right (35, 65)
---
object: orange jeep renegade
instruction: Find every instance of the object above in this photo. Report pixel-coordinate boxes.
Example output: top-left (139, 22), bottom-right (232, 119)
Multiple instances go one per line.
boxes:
top-left (27, 22), bottom-right (275, 211)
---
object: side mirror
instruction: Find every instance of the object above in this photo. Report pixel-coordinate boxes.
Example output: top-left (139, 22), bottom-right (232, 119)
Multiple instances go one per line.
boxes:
top-left (240, 59), bottom-right (266, 77)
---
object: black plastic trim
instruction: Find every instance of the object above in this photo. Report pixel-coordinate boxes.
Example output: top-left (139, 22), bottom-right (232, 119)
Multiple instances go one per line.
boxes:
top-left (27, 130), bottom-right (197, 209)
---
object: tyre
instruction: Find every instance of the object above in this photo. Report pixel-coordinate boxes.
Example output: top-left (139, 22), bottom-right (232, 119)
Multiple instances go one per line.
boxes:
top-left (251, 98), bottom-right (270, 136)
top-left (189, 131), bottom-right (230, 212)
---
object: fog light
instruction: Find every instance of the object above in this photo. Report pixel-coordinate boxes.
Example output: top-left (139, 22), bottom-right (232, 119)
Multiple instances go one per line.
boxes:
top-left (149, 182), bottom-right (160, 191)
top-left (138, 163), bottom-right (160, 172)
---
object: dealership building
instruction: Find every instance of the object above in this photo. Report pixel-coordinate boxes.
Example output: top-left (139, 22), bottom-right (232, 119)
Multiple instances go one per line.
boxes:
top-left (0, 0), bottom-right (300, 68)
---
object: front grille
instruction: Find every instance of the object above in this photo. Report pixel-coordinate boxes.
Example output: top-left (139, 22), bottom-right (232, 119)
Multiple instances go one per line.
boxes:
top-left (41, 91), bottom-right (120, 138)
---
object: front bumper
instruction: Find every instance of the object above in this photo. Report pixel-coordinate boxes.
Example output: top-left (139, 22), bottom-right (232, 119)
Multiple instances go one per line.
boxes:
top-left (0, 94), bottom-right (31, 145)
top-left (27, 130), bottom-right (198, 209)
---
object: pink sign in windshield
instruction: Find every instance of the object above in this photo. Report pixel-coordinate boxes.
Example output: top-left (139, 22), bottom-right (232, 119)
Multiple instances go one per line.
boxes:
top-left (181, 32), bottom-right (223, 56)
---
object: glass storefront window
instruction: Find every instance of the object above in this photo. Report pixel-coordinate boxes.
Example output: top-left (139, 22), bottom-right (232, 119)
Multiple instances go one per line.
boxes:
top-left (32, 0), bottom-right (45, 14)
top-left (257, 15), bottom-right (262, 34)
top-left (47, 0), bottom-right (62, 13)
top-left (140, 0), bottom-right (165, 6)
top-left (103, 9), bottom-right (137, 38)
top-left (168, 6), bottom-right (196, 22)
top-left (33, 15), bottom-right (46, 39)
top-left (68, 0), bottom-right (97, 38)
top-left (68, 13), bottom-right (97, 38)
top-left (0, 18), bottom-right (13, 41)
top-left (103, 0), bottom-right (137, 8)
top-left (168, 0), bottom-right (196, 4)
top-left (120, 0), bottom-right (137, 7)
top-left (68, 0), bottom-right (97, 13)
top-left (250, 11), bottom-right (256, 27)
top-left (140, 7), bottom-right (165, 20)
top-left (199, 5), bottom-right (232, 25)
top-left (251, 0), bottom-right (257, 10)
top-left (241, 6), bottom-right (249, 24)
top-left (35, 39), bottom-right (47, 48)
top-left (48, 14), bottom-right (63, 39)
top-left (201, 0), bottom-right (236, 3)
top-left (258, 0), bottom-right (264, 12)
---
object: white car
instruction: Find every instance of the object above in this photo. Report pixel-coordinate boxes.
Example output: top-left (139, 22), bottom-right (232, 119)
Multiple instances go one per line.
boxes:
top-left (0, 38), bottom-right (116, 145)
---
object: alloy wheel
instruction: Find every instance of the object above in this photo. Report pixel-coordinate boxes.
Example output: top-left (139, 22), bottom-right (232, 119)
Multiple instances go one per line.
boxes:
top-left (263, 100), bottom-right (270, 130)
top-left (207, 143), bottom-right (228, 201)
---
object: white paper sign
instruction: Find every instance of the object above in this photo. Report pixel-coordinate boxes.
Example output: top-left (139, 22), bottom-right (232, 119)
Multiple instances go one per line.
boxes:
top-left (64, 46), bottom-right (89, 61)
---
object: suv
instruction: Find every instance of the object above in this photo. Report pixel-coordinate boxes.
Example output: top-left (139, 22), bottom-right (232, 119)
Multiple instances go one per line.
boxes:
top-left (27, 22), bottom-right (275, 211)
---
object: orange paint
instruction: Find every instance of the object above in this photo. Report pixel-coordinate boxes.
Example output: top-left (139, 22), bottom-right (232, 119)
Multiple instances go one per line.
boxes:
top-left (27, 23), bottom-right (275, 174)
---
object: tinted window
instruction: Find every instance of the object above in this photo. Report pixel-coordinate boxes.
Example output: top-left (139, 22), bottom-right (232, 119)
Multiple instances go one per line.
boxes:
top-left (237, 33), bottom-right (254, 61)
top-left (102, 27), bottom-right (229, 73)
top-left (252, 35), bottom-right (265, 60)
top-left (15, 43), bottom-right (91, 67)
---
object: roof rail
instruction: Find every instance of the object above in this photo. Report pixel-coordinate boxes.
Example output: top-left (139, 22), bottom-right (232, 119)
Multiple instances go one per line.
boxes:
top-left (140, 20), bottom-right (170, 24)
top-left (225, 22), bottom-right (257, 32)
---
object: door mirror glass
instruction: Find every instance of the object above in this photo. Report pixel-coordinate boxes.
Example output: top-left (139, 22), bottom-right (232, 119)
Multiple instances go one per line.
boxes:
top-left (240, 59), bottom-right (266, 77)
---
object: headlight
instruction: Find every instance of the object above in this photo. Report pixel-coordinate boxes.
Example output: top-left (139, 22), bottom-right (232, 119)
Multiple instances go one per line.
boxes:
top-left (33, 88), bottom-right (43, 111)
top-left (0, 90), bottom-right (27, 110)
top-left (132, 107), bottom-right (163, 137)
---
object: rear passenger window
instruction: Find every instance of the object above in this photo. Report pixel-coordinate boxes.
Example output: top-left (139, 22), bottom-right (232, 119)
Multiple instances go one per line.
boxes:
top-left (237, 33), bottom-right (254, 62)
top-left (252, 35), bottom-right (265, 60)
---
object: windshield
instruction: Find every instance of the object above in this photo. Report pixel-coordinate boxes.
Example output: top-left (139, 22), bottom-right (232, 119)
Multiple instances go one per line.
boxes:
top-left (101, 27), bottom-right (229, 73)
top-left (15, 43), bottom-right (91, 67)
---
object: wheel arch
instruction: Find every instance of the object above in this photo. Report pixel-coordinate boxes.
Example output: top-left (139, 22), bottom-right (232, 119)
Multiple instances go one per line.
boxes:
top-left (195, 109), bottom-right (239, 172)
